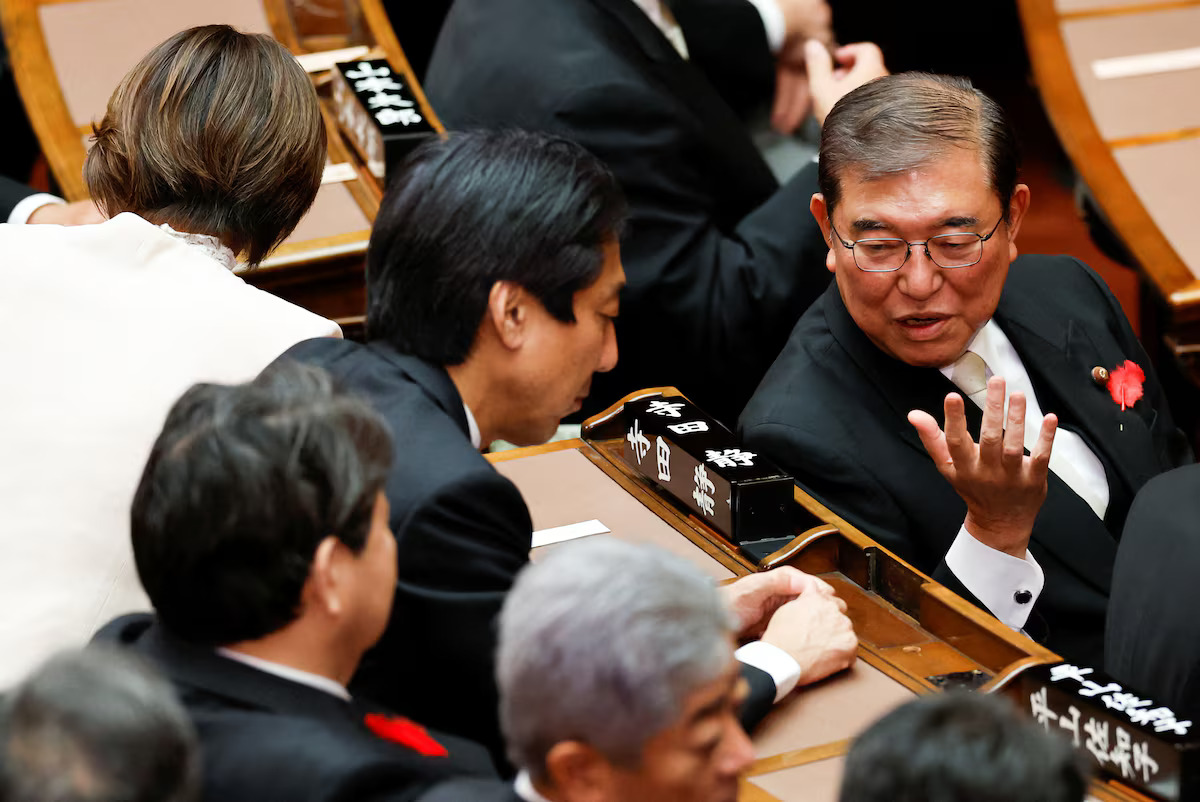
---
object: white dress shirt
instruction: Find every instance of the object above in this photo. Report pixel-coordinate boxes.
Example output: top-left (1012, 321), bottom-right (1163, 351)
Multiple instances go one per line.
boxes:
top-left (938, 320), bottom-right (1110, 629)
top-left (629, 0), bottom-right (785, 59)
top-left (515, 771), bottom-right (555, 802)
top-left (217, 648), bottom-right (351, 701)
top-left (8, 192), bottom-right (64, 224)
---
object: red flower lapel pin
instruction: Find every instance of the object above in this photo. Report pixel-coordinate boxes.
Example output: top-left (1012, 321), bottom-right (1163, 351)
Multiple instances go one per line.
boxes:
top-left (1106, 360), bottom-right (1145, 430)
top-left (364, 713), bottom-right (448, 757)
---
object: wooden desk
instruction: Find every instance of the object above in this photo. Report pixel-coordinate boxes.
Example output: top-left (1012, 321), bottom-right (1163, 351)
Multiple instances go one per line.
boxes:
top-left (487, 389), bottom-right (1156, 801)
top-left (1019, 0), bottom-right (1200, 377)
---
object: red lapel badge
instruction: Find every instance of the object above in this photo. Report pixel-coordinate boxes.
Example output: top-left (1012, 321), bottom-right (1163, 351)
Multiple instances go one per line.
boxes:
top-left (364, 713), bottom-right (449, 757)
top-left (1106, 360), bottom-right (1145, 414)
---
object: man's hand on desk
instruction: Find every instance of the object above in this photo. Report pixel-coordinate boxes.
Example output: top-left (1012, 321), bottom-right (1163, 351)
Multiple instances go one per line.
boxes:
top-left (908, 377), bottom-right (1058, 559)
top-left (721, 568), bottom-right (857, 686)
top-left (761, 579), bottom-right (857, 686)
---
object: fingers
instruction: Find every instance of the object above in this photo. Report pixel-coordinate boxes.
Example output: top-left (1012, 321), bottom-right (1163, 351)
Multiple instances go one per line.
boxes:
top-left (1003, 390), bottom-right (1027, 469)
top-left (1030, 412), bottom-right (1058, 475)
top-left (907, 409), bottom-right (952, 468)
top-left (833, 42), bottom-right (888, 80)
top-left (941, 392), bottom-right (975, 468)
top-left (978, 377), bottom-right (1006, 464)
top-left (804, 38), bottom-right (834, 88)
top-left (771, 67), bottom-right (811, 134)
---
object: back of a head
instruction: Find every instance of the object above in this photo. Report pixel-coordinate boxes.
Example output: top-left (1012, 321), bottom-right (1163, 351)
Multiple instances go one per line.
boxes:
top-left (0, 648), bottom-right (198, 802)
top-left (839, 692), bottom-right (1088, 802)
top-left (84, 24), bottom-right (326, 266)
top-left (130, 360), bottom-right (392, 646)
top-left (817, 73), bottom-right (1020, 218)
top-left (365, 129), bottom-right (627, 365)
top-left (497, 539), bottom-right (733, 777)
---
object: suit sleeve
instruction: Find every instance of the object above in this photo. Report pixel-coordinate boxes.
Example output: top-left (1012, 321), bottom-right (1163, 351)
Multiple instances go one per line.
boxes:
top-left (355, 466), bottom-right (532, 773)
top-left (0, 175), bottom-right (38, 222)
top-left (738, 661), bottom-right (777, 731)
top-left (558, 83), bottom-right (829, 423)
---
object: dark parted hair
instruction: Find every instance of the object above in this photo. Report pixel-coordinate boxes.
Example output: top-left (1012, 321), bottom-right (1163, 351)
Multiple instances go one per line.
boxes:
top-left (84, 24), bottom-right (326, 266)
top-left (818, 73), bottom-right (1020, 219)
top-left (365, 129), bottom-right (627, 365)
top-left (0, 648), bottom-right (199, 802)
top-left (130, 361), bottom-right (393, 646)
top-left (839, 692), bottom-right (1088, 802)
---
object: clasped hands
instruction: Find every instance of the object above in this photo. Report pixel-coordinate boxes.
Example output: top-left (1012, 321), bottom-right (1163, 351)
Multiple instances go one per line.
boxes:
top-left (719, 566), bottom-right (857, 688)
top-left (907, 377), bottom-right (1058, 558)
top-left (770, 0), bottom-right (888, 133)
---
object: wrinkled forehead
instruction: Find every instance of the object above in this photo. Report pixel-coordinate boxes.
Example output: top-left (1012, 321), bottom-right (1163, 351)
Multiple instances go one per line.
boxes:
top-left (829, 146), bottom-right (999, 216)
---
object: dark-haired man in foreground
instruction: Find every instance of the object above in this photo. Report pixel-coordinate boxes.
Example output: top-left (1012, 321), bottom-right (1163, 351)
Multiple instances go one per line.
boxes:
top-left (280, 129), bottom-right (857, 766)
top-left (96, 361), bottom-right (496, 800)
top-left (740, 73), bottom-right (1190, 667)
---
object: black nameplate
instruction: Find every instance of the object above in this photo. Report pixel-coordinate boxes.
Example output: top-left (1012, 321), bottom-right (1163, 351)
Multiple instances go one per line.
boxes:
top-left (1019, 662), bottom-right (1200, 800)
top-left (619, 395), bottom-right (794, 558)
top-left (331, 59), bottom-right (436, 180)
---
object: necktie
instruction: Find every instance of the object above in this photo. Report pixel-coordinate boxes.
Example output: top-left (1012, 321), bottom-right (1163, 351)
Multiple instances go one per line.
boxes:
top-left (951, 351), bottom-right (989, 408)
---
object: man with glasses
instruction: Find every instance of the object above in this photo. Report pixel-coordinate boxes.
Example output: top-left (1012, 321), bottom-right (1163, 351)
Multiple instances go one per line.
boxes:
top-left (740, 73), bottom-right (1190, 667)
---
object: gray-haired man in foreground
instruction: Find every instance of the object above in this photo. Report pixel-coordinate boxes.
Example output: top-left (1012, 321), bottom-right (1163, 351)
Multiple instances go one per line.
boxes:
top-left (422, 538), bottom-right (817, 802)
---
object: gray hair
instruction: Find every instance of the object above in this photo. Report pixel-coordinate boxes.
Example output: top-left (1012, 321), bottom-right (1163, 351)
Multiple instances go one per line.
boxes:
top-left (0, 648), bottom-right (199, 802)
top-left (497, 539), bottom-right (735, 777)
top-left (818, 73), bottom-right (1020, 218)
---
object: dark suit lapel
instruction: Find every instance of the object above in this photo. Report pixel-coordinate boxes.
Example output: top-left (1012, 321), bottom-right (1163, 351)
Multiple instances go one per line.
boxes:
top-left (587, 0), bottom-right (777, 202)
top-left (825, 282), bottom-right (1113, 595)
top-left (367, 344), bottom-right (471, 441)
top-left (994, 291), bottom-right (1159, 518)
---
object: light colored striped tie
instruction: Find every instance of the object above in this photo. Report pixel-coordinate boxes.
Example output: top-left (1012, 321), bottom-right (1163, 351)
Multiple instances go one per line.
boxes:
top-left (951, 351), bottom-right (990, 408)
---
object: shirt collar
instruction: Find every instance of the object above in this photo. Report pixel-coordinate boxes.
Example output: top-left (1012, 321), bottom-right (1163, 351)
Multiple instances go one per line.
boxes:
top-left (463, 403), bottom-right (482, 450)
top-left (629, 0), bottom-right (689, 58)
top-left (514, 771), bottom-right (556, 802)
top-left (215, 648), bottom-right (351, 701)
top-left (938, 319), bottom-right (998, 380)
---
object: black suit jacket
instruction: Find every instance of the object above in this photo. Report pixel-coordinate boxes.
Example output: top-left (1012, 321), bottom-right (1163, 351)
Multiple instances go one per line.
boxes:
top-left (740, 255), bottom-right (1190, 666)
top-left (417, 778), bottom-right (523, 802)
top-left (279, 338), bottom-right (778, 767)
top-left (93, 614), bottom-right (497, 802)
top-left (1107, 464), bottom-right (1200, 718)
top-left (425, 0), bottom-right (830, 426)
top-left (0, 175), bottom-right (36, 221)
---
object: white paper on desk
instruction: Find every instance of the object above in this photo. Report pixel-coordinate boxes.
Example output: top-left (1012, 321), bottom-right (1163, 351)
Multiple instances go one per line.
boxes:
top-left (295, 45), bottom-right (372, 73)
top-left (1093, 47), bottom-right (1200, 80)
top-left (531, 519), bottom-right (610, 548)
top-left (321, 163), bottom-right (357, 185)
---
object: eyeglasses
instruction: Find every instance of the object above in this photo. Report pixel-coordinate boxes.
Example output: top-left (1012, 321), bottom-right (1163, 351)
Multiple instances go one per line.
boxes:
top-left (828, 216), bottom-right (1005, 273)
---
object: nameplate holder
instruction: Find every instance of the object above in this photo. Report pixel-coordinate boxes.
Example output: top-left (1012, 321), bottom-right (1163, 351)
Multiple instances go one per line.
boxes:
top-left (1020, 662), bottom-right (1200, 800)
top-left (618, 395), bottom-right (793, 558)
top-left (330, 59), bottom-right (436, 181)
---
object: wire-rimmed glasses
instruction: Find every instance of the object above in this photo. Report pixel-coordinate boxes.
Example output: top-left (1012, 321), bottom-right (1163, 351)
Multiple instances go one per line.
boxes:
top-left (829, 217), bottom-right (1004, 272)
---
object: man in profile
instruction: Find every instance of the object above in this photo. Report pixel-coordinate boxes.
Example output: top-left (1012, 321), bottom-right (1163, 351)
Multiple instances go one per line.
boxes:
top-left (0, 648), bottom-right (198, 802)
top-left (421, 539), bottom-right (788, 802)
top-left (281, 129), bottom-right (858, 765)
top-left (425, 0), bottom-right (888, 424)
top-left (740, 73), bottom-right (1190, 666)
top-left (97, 361), bottom-right (497, 800)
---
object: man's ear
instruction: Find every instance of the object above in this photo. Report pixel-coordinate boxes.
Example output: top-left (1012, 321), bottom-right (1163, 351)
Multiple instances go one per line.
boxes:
top-left (810, 193), bottom-right (836, 274)
top-left (486, 281), bottom-right (529, 351)
top-left (542, 740), bottom-right (614, 802)
top-left (1004, 184), bottom-right (1031, 263)
top-left (304, 536), bottom-right (344, 618)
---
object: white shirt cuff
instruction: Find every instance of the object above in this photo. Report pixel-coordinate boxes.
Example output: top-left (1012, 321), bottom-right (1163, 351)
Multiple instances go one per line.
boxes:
top-left (944, 524), bottom-right (1045, 630)
top-left (743, 0), bottom-right (786, 53)
top-left (736, 640), bottom-right (801, 702)
top-left (9, 193), bottom-right (65, 225)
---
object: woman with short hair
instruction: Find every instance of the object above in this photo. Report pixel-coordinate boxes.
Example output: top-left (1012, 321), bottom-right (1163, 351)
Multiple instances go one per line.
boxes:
top-left (0, 24), bottom-right (341, 688)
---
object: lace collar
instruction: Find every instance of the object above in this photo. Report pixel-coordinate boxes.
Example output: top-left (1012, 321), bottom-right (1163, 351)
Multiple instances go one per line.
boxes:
top-left (157, 223), bottom-right (237, 272)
